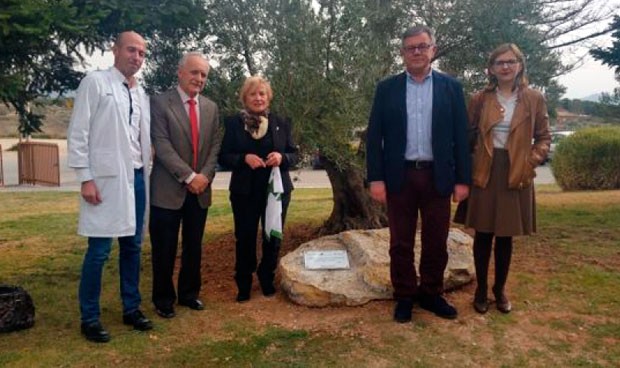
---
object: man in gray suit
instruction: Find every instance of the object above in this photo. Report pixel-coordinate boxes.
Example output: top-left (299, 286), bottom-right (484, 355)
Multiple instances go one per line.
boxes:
top-left (149, 52), bottom-right (221, 318)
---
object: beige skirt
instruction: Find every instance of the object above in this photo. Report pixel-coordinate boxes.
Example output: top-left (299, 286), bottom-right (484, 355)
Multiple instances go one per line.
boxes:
top-left (465, 148), bottom-right (536, 236)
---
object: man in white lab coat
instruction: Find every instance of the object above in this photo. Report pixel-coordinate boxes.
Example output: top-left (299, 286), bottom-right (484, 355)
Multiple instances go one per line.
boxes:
top-left (67, 31), bottom-right (153, 343)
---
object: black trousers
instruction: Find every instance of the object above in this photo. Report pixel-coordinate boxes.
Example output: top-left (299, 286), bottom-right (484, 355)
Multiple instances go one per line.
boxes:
top-left (230, 188), bottom-right (291, 291)
top-left (150, 193), bottom-right (208, 309)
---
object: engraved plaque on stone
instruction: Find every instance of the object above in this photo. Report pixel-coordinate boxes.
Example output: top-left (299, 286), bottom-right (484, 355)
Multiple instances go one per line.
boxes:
top-left (303, 250), bottom-right (350, 270)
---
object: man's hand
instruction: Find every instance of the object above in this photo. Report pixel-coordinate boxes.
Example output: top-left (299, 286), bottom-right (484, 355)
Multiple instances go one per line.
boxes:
top-left (81, 180), bottom-right (102, 205)
top-left (186, 173), bottom-right (209, 194)
top-left (265, 152), bottom-right (282, 167)
top-left (369, 181), bottom-right (387, 204)
top-left (245, 154), bottom-right (266, 169)
top-left (452, 184), bottom-right (470, 203)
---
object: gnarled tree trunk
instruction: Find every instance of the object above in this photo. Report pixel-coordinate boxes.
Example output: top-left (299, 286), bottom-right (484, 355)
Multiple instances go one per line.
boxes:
top-left (320, 154), bottom-right (387, 235)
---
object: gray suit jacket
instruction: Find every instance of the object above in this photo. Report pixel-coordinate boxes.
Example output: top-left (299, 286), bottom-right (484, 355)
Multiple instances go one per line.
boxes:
top-left (150, 89), bottom-right (221, 209)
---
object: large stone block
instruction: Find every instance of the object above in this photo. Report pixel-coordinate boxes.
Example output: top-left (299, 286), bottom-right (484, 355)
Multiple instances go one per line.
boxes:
top-left (279, 228), bottom-right (474, 307)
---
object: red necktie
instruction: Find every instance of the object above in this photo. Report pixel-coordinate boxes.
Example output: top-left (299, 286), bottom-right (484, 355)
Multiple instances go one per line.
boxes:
top-left (188, 99), bottom-right (199, 170)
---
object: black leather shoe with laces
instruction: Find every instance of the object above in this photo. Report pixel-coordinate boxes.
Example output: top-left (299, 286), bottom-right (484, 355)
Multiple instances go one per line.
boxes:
top-left (81, 321), bottom-right (111, 343)
top-left (419, 294), bottom-right (458, 319)
top-left (123, 310), bottom-right (153, 331)
top-left (155, 306), bottom-right (175, 319)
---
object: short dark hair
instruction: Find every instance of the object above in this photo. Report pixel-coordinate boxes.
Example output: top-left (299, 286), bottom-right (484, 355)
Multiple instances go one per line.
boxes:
top-left (401, 25), bottom-right (435, 45)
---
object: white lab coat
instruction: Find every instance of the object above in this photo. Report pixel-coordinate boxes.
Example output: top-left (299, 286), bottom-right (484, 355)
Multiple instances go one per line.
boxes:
top-left (67, 67), bottom-right (151, 237)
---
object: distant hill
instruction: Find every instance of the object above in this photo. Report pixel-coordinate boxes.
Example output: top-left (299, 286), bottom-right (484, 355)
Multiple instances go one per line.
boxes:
top-left (0, 104), bottom-right (70, 138)
top-left (579, 93), bottom-right (603, 102)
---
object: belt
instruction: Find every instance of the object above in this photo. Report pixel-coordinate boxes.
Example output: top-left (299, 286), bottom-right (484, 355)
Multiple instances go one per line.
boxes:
top-left (405, 160), bottom-right (433, 170)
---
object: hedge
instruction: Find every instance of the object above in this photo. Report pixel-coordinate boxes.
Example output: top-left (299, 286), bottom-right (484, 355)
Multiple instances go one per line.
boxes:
top-left (551, 126), bottom-right (620, 190)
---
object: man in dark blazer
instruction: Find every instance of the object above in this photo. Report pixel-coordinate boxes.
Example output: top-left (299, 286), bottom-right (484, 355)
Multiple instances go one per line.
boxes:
top-left (366, 25), bottom-right (471, 323)
top-left (149, 52), bottom-right (221, 318)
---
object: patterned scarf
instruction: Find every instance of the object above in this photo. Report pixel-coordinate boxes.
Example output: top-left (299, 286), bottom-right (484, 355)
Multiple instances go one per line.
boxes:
top-left (241, 109), bottom-right (269, 140)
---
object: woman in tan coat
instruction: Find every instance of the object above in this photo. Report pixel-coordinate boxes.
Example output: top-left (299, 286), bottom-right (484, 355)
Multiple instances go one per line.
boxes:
top-left (465, 44), bottom-right (551, 314)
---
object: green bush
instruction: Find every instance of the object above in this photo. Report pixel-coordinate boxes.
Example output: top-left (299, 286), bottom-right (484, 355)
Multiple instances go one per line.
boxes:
top-left (551, 127), bottom-right (620, 190)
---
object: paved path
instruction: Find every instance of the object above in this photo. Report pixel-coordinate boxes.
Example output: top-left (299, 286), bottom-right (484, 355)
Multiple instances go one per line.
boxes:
top-left (0, 138), bottom-right (556, 192)
top-left (0, 138), bottom-right (332, 192)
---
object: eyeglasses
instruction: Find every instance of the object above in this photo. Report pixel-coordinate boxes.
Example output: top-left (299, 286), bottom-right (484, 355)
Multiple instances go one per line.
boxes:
top-left (403, 43), bottom-right (434, 54)
top-left (493, 59), bottom-right (519, 68)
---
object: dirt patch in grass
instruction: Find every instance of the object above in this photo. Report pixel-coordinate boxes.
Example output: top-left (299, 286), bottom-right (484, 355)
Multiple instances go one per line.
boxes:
top-left (202, 223), bottom-right (319, 303)
top-left (196, 221), bottom-right (612, 357)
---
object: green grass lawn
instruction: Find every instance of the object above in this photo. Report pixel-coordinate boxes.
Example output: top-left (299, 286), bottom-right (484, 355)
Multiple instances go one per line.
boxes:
top-left (0, 187), bottom-right (619, 367)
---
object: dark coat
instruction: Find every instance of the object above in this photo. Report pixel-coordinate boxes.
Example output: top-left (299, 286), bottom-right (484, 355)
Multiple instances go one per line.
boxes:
top-left (366, 70), bottom-right (471, 196)
top-left (219, 113), bottom-right (298, 194)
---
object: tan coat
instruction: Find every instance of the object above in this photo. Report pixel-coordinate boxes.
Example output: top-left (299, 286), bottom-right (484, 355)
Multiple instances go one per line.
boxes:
top-left (469, 87), bottom-right (551, 189)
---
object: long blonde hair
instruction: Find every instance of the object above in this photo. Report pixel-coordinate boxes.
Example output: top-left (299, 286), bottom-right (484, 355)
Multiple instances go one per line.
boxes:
top-left (484, 43), bottom-right (528, 92)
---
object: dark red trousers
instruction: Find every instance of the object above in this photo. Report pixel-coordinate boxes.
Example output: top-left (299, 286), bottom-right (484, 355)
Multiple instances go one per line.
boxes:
top-left (386, 167), bottom-right (451, 299)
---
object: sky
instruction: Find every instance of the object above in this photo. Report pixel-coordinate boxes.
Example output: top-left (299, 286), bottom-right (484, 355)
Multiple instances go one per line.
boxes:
top-left (560, 60), bottom-right (616, 100)
top-left (556, 37), bottom-right (618, 99)
top-left (85, 3), bottom-right (619, 101)
top-left (557, 0), bottom-right (619, 99)
top-left (87, 49), bottom-right (617, 101)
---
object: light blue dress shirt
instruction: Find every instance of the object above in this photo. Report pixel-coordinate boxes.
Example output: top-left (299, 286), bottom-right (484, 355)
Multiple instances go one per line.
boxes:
top-left (405, 70), bottom-right (433, 161)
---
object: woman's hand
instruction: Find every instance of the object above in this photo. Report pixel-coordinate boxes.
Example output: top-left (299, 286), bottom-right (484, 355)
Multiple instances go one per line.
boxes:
top-left (245, 154), bottom-right (266, 169)
top-left (265, 152), bottom-right (282, 167)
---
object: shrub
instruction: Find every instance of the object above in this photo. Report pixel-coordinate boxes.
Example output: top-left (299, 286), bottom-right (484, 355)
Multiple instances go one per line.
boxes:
top-left (551, 126), bottom-right (620, 190)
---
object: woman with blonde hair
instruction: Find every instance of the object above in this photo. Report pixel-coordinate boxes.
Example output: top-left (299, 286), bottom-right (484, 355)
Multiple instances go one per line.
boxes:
top-left (465, 44), bottom-right (551, 313)
top-left (218, 76), bottom-right (298, 302)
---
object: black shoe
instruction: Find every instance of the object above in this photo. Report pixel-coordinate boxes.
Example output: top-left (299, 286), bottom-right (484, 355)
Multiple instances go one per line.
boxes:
top-left (258, 274), bottom-right (276, 297)
top-left (419, 294), bottom-right (458, 319)
top-left (179, 299), bottom-right (204, 311)
top-left (236, 291), bottom-right (251, 303)
top-left (235, 274), bottom-right (252, 302)
top-left (473, 299), bottom-right (489, 314)
top-left (155, 306), bottom-right (175, 319)
top-left (261, 282), bottom-right (276, 297)
top-left (493, 288), bottom-right (512, 314)
top-left (393, 299), bottom-right (413, 323)
top-left (81, 321), bottom-right (111, 343)
top-left (473, 288), bottom-right (489, 314)
top-left (123, 310), bottom-right (153, 331)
